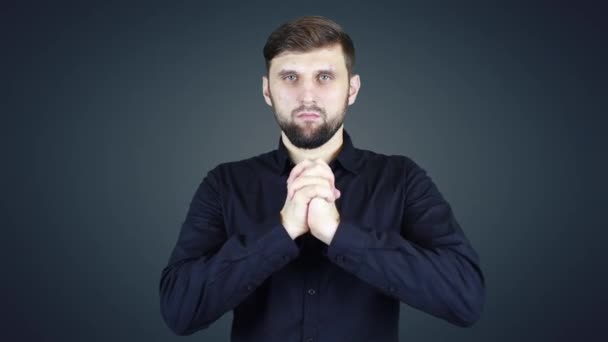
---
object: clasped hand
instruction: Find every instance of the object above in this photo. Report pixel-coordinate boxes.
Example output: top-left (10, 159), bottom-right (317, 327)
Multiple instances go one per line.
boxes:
top-left (280, 158), bottom-right (341, 245)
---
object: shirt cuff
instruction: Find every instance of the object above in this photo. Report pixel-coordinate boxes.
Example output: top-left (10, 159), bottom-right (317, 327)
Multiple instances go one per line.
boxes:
top-left (247, 217), bottom-right (301, 286)
top-left (258, 221), bottom-right (301, 265)
top-left (325, 220), bottom-right (369, 274)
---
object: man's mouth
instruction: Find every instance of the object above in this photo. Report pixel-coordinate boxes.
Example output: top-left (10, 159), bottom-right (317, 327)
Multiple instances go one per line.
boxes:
top-left (296, 112), bottom-right (321, 119)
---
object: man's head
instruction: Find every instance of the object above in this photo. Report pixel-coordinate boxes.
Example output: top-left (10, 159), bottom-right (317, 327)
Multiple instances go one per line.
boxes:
top-left (262, 16), bottom-right (361, 149)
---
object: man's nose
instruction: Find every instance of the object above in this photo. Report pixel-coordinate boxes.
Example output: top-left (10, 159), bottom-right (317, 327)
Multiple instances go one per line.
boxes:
top-left (297, 78), bottom-right (317, 104)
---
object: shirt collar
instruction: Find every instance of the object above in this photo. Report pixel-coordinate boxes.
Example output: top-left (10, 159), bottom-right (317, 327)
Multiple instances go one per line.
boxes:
top-left (275, 129), bottom-right (361, 176)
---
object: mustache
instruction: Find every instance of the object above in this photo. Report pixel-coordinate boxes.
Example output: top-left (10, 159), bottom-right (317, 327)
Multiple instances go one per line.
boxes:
top-left (292, 104), bottom-right (326, 117)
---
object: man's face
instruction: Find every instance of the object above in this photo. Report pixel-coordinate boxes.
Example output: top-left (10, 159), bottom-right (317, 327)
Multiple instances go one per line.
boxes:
top-left (263, 43), bottom-right (361, 149)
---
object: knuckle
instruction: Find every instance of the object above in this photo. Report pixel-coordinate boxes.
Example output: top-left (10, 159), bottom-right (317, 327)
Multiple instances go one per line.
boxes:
top-left (316, 185), bottom-right (331, 196)
top-left (293, 189), bottom-right (305, 202)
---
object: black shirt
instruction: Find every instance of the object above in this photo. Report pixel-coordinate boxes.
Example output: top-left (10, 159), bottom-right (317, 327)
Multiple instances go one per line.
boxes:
top-left (159, 129), bottom-right (485, 341)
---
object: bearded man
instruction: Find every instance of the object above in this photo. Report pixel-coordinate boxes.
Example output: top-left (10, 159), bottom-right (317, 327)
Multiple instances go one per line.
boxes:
top-left (160, 15), bottom-right (485, 342)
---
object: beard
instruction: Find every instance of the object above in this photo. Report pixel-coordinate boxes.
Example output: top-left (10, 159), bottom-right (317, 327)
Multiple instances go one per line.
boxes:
top-left (270, 95), bottom-right (349, 149)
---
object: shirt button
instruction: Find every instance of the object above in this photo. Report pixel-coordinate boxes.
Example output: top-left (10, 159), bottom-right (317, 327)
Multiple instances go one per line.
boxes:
top-left (307, 288), bottom-right (316, 295)
top-left (336, 255), bottom-right (344, 263)
top-left (246, 284), bottom-right (253, 291)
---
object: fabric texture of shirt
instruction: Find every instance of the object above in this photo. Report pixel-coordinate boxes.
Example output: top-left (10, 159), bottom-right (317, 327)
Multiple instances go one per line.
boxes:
top-left (159, 129), bottom-right (485, 341)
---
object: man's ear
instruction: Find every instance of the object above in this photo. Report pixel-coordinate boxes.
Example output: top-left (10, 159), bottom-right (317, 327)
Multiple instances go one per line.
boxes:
top-left (262, 75), bottom-right (273, 107)
top-left (348, 74), bottom-right (361, 106)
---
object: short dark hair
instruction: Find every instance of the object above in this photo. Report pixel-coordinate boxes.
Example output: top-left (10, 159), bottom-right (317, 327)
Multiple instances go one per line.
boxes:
top-left (263, 16), bottom-right (355, 76)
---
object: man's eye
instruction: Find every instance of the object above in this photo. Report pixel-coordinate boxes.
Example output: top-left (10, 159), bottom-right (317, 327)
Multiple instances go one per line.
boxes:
top-left (319, 74), bottom-right (332, 81)
top-left (284, 75), bottom-right (297, 81)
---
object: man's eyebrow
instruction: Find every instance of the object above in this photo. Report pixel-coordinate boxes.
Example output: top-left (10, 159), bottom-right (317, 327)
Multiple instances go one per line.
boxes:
top-left (316, 69), bottom-right (336, 75)
top-left (277, 69), bottom-right (299, 77)
top-left (276, 69), bottom-right (337, 77)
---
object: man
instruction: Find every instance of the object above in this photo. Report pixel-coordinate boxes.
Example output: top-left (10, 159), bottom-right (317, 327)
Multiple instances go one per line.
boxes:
top-left (159, 16), bottom-right (485, 341)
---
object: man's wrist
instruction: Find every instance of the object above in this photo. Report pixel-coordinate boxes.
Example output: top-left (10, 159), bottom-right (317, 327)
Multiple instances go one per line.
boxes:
top-left (280, 215), bottom-right (299, 240)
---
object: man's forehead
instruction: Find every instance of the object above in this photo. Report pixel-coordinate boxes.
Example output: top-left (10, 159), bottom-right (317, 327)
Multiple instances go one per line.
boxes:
top-left (270, 45), bottom-right (346, 73)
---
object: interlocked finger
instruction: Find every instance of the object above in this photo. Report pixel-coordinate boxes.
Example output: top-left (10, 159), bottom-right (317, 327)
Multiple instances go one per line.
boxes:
top-left (288, 175), bottom-right (333, 200)
top-left (292, 184), bottom-right (336, 203)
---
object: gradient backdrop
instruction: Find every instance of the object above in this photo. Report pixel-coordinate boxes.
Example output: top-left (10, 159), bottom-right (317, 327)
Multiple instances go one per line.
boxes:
top-left (2, 1), bottom-right (606, 341)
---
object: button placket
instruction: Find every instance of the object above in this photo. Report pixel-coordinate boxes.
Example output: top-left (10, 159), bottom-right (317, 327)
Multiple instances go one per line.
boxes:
top-left (302, 265), bottom-right (321, 342)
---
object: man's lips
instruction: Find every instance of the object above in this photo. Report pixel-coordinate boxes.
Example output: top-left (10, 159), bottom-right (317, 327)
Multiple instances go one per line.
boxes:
top-left (296, 112), bottom-right (320, 118)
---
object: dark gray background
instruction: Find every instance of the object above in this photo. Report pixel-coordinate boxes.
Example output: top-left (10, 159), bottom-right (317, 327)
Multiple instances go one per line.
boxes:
top-left (2, 1), bottom-right (606, 341)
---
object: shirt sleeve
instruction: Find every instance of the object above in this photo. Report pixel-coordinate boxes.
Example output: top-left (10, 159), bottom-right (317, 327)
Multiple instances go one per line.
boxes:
top-left (325, 158), bottom-right (485, 327)
top-left (159, 166), bottom-right (301, 336)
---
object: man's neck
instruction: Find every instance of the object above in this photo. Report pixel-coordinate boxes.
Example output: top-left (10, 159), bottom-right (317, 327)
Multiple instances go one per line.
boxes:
top-left (282, 126), bottom-right (344, 165)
